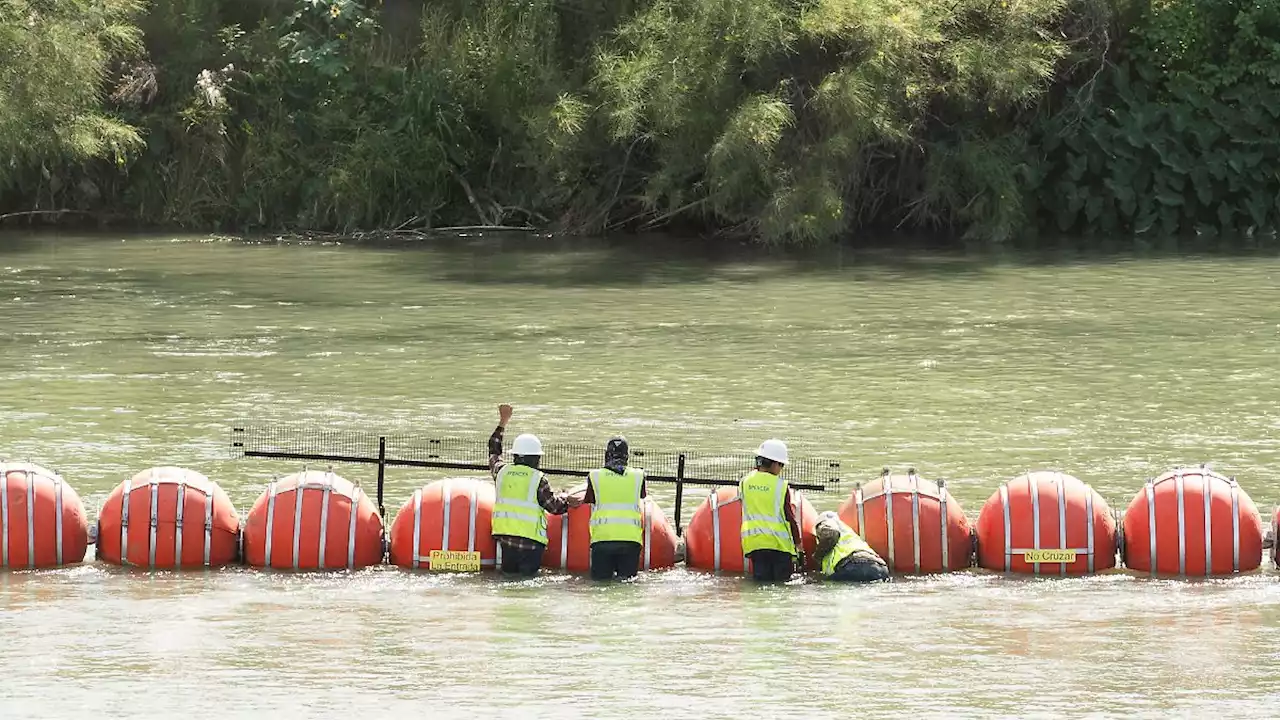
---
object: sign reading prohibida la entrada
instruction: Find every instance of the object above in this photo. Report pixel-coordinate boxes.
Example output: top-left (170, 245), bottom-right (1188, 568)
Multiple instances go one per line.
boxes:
top-left (426, 550), bottom-right (482, 572)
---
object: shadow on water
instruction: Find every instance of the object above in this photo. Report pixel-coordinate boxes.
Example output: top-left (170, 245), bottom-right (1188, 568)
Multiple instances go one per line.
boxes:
top-left (368, 231), bottom-right (1280, 288)
top-left (5, 229), bottom-right (1280, 290)
top-left (364, 232), bottom-right (1005, 287)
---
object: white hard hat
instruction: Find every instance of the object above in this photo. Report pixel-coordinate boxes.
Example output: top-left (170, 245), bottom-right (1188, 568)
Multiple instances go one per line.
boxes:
top-left (512, 433), bottom-right (544, 456)
top-left (755, 438), bottom-right (789, 465)
top-left (819, 510), bottom-right (839, 522)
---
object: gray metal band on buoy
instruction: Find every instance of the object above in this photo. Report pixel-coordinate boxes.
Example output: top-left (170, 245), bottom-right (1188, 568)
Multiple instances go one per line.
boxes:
top-left (1029, 473), bottom-right (1041, 576)
top-left (885, 476), bottom-right (895, 569)
top-left (411, 488), bottom-right (422, 569)
top-left (441, 479), bottom-right (452, 554)
top-left (1231, 479), bottom-right (1240, 573)
top-left (317, 481), bottom-right (332, 569)
top-left (854, 483), bottom-right (865, 542)
top-left (910, 472), bottom-right (922, 574)
top-left (120, 475), bottom-right (132, 567)
top-left (290, 477), bottom-right (305, 570)
top-left (1175, 468), bottom-right (1186, 577)
top-left (1057, 472), bottom-right (1068, 577)
top-left (203, 481), bottom-right (213, 567)
top-left (347, 486), bottom-right (361, 569)
top-left (55, 474), bottom-right (64, 566)
top-left (1000, 483), bottom-right (1011, 573)
top-left (26, 468), bottom-right (36, 568)
top-left (174, 476), bottom-right (186, 569)
top-left (264, 480), bottom-right (277, 567)
top-left (2, 465), bottom-right (10, 567)
top-left (1146, 480), bottom-right (1157, 575)
top-left (938, 479), bottom-right (949, 570)
top-left (1203, 472), bottom-right (1213, 575)
top-left (710, 489), bottom-right (721, 572)
top-left (148, 471), bottom-right (159, 569)
top-left (1086, 485), bottom-right (1095, 573)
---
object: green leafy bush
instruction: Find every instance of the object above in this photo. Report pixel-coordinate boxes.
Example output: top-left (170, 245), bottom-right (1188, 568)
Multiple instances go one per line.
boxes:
top-left (1037, 0), bottom-right (1280, 238)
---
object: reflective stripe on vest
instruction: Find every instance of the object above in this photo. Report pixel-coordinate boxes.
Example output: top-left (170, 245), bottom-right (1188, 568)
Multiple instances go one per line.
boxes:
top-left (739, 470), bottom-right (795, 556)
top-left (588, 467), bottom-right (644, 545)
top-left (491, 464), bottom-right (547, 544)
top-left (821, 521), bottom-right (875, 576)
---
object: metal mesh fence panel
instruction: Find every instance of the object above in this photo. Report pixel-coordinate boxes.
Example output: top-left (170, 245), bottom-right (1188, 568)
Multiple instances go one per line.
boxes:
top-left (231, 423), bottom-right (843, 492)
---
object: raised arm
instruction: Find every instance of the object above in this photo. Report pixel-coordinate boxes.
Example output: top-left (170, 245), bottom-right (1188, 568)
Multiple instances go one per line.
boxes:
top-left (488, 403), bottom-right (514, 477)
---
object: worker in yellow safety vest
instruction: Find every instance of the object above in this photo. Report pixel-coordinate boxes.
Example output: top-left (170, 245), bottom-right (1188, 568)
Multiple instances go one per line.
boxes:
top-left (584, 436), bottom-right (647, 581)
top-left (739, 438), bottom-right (804, 582)
top-left (814, 511), bottom-right (889, 582)
top-left (488, 403), bottom-right (581, 577)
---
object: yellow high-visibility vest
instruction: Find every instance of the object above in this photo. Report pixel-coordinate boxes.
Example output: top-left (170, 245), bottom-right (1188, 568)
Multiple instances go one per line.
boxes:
top-left (821, 520), bottom-right (876, 576)
top-left (491, 464), bottom-right (548, 544)
top-left (588, 467), bottom-right (644, 544)
top-left (739, 470), bottom-right (796, 556)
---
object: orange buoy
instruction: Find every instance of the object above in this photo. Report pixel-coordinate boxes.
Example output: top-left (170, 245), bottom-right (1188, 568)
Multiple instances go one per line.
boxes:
top-left (95, 467), bottom-right (240, 568)
top-left (976, 471), bottom-right (1116, 575)
top-left (388, 478), bottom-right (497, 570)
top-left (838, 470), bottom-right (972, 573)
top-left (0, 462), bottom-right (89, 568)
top-left (685, 486), bottom-right (819, 573)
top-left (242, 470), bottom-right (384, 570)
top-left (543, 486), bottom-right (679, 572)
top-left (1121, 466), bottom-right (1265, 576)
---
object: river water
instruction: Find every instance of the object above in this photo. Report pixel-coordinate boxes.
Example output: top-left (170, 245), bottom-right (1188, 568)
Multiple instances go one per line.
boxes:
top-left (2, 233), bottom-right (1279, 718)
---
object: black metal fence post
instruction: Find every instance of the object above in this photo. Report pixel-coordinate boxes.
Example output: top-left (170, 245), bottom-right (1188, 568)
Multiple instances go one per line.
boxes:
top-left (376, 436), bottom-right (387, 518)
top-left (674, 453), bottom-right (686, 536)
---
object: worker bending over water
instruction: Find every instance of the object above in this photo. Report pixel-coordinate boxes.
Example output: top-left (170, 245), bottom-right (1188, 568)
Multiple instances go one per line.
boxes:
top-left (739, 439), bottom-right (804, 582)
top-left (584, 436), bottom-right (647, 580)
top-left (814, 511), bottom-right (890, 582)
top-left (488, 403), bottom-right (580, 577)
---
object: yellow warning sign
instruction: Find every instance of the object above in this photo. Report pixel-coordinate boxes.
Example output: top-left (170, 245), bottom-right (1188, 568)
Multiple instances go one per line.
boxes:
top-left (426, 550), bottom-right (482, 572)
top-left (1023, 549), bottom-right (1078, 564)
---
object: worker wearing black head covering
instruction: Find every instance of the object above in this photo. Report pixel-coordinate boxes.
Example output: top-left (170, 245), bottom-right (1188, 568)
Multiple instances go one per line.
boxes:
top-left (583, 435), bottom-right (648, 580)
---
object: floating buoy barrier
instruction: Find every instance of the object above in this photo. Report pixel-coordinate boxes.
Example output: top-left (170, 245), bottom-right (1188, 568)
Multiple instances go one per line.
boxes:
top-left (96, 467), bottom-right (240, 568)
top-left (16, 417), bottom-right (1280, 581)
top-left (0, 462), bottom-right (89, 568)
top-left (839, 469), bottom-right (972, 574)
top-left (976, 471), bottom-right (1116, 575)
top-left (1121, 466), bottom-right (1265, 576)
top-left (685, 486), bottom-right (819, 573)
top-left (543, 485), bottom-right (680, 573)
top-left (388, 478), bottom-right (497, 570)
top-left (242, 470), bottom-right (384, 570)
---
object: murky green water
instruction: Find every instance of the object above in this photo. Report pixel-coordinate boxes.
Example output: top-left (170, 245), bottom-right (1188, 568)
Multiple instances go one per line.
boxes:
top-left (2, 233), bottom-right (1279, 718)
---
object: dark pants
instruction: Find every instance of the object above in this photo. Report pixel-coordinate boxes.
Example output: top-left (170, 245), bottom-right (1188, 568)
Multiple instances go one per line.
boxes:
top-left (829, 553), bottom-right (890, 582)
top-left (498, 541), bottom-right (545, 577)
top-left (590, 541), bottom-right (642, 580)
top-left (747, 549), bottom-right (795, 582)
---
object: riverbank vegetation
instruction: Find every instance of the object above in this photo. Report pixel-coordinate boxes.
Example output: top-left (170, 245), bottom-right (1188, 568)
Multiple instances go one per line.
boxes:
top-left (2, 0), bottom-right (1277, 245)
